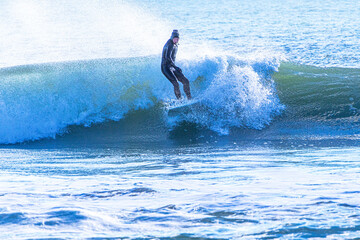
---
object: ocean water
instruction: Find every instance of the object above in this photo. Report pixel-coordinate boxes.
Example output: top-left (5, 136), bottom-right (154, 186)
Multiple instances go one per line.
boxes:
top-left (1, 0), bottom-right (360, 239)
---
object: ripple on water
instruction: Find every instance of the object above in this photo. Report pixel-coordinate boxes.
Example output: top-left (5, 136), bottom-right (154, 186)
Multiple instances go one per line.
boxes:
top-left (254, 225), bottom-right (360, 239)
top-left (0, 212), bottom-right (27, 225)
top-left (34, 210), bottom-right (87, 226)
top-left (62, 187), bottom-right (157, 199)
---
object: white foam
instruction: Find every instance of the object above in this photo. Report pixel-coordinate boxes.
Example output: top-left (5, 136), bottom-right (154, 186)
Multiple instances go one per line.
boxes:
top-left (173, 54), bottom-right (285, 134)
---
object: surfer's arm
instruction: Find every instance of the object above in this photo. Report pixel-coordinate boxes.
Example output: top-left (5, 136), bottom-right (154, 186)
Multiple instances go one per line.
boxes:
top-left (165, 43), bottom-right (177, 68)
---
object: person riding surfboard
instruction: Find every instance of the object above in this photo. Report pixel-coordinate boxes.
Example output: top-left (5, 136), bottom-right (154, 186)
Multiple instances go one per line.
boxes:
top-left (161, 30), bottom-right (192, 100)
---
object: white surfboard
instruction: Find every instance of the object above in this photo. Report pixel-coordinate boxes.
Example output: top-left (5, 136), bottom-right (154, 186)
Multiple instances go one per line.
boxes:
top-left (165, 99), bottom-right (201, 114)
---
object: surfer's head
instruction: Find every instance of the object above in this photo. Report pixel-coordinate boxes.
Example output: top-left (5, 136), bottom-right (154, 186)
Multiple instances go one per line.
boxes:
top-left (171, 30), bottom-right (179, 44)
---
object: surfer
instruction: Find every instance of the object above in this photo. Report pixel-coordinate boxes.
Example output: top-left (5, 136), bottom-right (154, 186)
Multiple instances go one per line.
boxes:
top-left (161, 30), bottom-right (192, 100)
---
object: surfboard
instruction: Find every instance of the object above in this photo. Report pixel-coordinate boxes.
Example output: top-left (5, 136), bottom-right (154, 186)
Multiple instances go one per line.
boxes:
top-left (166, 99), bottom-right (201, 114)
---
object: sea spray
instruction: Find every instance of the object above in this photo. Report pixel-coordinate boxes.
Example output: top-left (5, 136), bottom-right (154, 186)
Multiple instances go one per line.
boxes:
top-left (0, 0), bottom-right (171, 67)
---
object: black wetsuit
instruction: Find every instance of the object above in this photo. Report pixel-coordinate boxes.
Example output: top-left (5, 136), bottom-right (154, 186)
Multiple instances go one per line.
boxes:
top-left (161, 39), bottom-right (191, 99)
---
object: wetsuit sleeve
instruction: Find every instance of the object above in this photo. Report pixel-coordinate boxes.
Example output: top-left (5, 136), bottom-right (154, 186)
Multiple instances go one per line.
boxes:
top-left (165, 43), bottom-right (176, 68)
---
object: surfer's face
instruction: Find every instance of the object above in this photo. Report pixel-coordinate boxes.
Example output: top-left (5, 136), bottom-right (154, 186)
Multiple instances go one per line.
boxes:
top-left (173, 37), bottom-right (179, 44)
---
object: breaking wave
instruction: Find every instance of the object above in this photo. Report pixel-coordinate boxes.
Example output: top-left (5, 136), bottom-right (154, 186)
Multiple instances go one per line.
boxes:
top-left (0, 54), bottom-right (283, 144)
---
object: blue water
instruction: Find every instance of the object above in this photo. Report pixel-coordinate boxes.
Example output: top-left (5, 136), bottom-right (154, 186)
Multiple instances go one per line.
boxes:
top-left (1, 0), bottom-right (360, 239)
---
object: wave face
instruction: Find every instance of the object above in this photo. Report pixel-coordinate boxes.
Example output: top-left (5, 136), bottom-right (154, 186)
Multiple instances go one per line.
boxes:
top-left (275, 63), bottom-right (360, 122)
top-left (0, 54), bottom-right (283, 144)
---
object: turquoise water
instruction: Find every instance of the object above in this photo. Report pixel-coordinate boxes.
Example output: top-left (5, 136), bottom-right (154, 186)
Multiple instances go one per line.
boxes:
top-left (1, 0), bottom-right (360, 239)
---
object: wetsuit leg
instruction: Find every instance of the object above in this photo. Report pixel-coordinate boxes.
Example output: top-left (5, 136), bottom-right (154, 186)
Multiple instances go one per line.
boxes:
top-left (161, 65), bottom-right (181, 99)
top-left (174, 69), bottom-right (192, 100)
